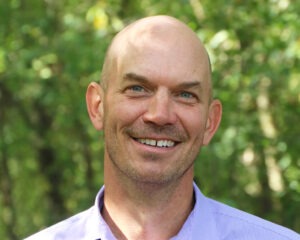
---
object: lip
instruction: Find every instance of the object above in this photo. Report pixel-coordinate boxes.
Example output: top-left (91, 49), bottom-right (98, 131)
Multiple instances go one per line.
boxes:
top-left (130, 136), bottom-right (180, 154)
top-left (130, 133), bottom-right (180, 142)
top-left (136, 138), bottom-right (175, 148)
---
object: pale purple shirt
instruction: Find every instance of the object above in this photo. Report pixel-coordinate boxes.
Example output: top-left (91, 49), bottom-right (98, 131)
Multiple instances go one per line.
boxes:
top-left (25, 183), bottom-right (299, 240)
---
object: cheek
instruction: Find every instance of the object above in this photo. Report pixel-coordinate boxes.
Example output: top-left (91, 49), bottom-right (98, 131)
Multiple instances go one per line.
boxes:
top-left (106, 97), bottom-right (146, 127)
top-left (179, 108), bottom-right (207, 139)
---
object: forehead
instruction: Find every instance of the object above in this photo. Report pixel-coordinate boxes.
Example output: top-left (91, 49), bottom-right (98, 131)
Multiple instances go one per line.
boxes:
top-left (106, 18), bottom-right (211, 91)
top-left (119, 40), bottom-right (210, 88)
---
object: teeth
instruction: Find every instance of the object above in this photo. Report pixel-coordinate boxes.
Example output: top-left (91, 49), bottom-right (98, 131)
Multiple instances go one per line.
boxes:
top-left (137, 139), bottom-right (175, 148)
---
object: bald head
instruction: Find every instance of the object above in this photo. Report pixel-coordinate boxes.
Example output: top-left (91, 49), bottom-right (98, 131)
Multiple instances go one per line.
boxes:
top-left (101, 15), bottom-right (212, 100)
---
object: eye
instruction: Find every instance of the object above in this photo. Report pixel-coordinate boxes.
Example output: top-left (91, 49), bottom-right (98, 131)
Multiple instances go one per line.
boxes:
top-left (176, 91), bottom-right (199, 104)
top-left (124, 85), bottom-right (150, 97)
top-left (129, 85), bottom-right (145, 92)
top-left (179, 91), bottom-right (194, 99)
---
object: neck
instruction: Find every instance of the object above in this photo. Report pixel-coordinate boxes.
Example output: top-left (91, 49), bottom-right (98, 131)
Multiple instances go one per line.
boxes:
top-left (102, 158), bottom-right (195, 240)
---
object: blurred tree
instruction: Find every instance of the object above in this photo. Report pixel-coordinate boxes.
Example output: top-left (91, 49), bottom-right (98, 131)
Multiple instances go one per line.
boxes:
top-left (0, 0), bottom-right (299, 239)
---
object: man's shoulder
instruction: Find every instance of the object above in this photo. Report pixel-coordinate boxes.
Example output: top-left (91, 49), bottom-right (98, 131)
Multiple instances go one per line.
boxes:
top-left (207, 198), bottom-right (299, 240)
top-left (24, 207), bottom-right (93, 240)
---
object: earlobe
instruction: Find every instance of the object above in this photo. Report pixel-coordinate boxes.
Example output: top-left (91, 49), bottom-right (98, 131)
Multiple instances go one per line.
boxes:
top-left (86, 82), bottom-right (104, 130)
top-left (203, 99), bottom-right (222, 145)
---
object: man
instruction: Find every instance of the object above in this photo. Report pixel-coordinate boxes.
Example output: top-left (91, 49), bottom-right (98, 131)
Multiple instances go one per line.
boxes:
top-left (26, 15), bottom-right (299, 240)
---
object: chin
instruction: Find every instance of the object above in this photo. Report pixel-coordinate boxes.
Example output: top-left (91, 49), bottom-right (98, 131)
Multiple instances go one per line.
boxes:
top-left (126, 168), bottom-right (183, 186)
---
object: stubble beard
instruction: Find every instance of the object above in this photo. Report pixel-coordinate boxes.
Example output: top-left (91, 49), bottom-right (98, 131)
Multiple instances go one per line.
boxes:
top-left (104, 123), bottom-right (202, 187)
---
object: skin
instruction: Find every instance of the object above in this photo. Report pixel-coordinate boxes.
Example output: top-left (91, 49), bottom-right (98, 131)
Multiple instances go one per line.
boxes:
top-left (86, 15), bottom-right (222, 240)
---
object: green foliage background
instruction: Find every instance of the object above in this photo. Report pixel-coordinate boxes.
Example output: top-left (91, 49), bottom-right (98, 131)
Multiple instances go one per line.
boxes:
top-left (0, 0), bottom-right (299, 239)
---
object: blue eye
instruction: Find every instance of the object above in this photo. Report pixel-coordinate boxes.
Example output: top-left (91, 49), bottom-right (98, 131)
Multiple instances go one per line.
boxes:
top-left (180, 92), bottom-right (193, 98)
top-left (130, 85), bottom-right (144, 92)
top-left (176, 91), bottom-right (199, 104)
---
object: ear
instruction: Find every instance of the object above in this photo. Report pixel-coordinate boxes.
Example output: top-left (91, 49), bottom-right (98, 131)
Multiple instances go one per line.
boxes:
top-left (86, 82), bottom-right (104, 130)
top-left (203, 99), bottom-right (222, 145)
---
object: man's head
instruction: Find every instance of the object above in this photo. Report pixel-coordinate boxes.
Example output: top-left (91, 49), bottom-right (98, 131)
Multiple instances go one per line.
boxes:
top-left (86, 15), bottom-right (222, 185)
top-left (101, 16), bottom-right (212, 100)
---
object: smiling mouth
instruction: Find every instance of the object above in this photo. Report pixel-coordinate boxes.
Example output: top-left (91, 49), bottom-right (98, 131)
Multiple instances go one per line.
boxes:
top-left (134, 138), bottom-right (176, 148)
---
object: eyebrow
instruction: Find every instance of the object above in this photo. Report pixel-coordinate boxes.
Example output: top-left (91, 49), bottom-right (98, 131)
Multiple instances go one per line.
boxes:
top-left (123, 72), bottom-right (202, 90)
top-left (176, 81), bottom-right (202, 90)
top-left (123, 72), bottom-right (149, 84)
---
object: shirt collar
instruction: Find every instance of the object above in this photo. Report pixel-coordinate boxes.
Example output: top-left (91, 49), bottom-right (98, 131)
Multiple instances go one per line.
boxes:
top-left (84, 186), bottom-right (115, 240)
top-left (87, 182), bottom-right (218, 240)
top-left (170, 182), bottom-right (218, 239)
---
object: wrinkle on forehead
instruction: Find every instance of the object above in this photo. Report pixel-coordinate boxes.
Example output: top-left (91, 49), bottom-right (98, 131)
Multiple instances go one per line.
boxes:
top-left (101, 15), bottom-right (212, 100)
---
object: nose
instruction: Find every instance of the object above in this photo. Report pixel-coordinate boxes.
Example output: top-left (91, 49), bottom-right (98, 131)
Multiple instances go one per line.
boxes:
top-left (142, 90), bottom-right (177, 126)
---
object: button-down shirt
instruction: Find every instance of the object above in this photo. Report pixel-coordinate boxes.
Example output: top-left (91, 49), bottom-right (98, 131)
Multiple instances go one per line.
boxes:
top-left (25, 183), bottom-right (299, 240)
